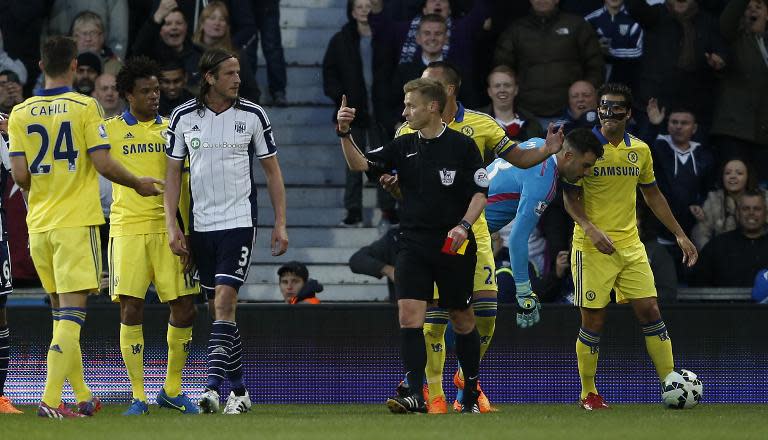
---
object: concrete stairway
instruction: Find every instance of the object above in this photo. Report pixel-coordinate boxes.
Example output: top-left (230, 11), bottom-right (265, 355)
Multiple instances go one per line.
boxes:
top-left (244, 0), bottom-right (388, 302)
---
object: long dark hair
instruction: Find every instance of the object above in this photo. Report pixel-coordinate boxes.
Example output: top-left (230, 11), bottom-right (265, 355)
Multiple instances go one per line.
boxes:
top-left (196, 47), bottom-right (238, 114)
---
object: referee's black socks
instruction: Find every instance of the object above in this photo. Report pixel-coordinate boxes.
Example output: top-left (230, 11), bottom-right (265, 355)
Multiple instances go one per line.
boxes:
top-left (455, 327), bottom-right (481, 394)
top-left (400, 327), bottom-right (426, 400)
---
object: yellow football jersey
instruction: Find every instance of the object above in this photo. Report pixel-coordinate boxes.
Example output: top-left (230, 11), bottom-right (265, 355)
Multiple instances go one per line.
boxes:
top-left (106, 111), bottom-right (192, 236)
top-left (8, 87), bottom-right (107, 232)
top-left (396, 102), bottom-right (516, 162)
top-left (570, 127), bottom-right (656, 252)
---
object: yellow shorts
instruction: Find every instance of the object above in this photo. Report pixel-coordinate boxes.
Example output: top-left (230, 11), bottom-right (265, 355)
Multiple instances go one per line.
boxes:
top-left (29, 226), bottom-right (101, 294)
top-left (571, 241), bottom-right (656, 308)
top-left (109, 233), bottom-right (198, 303)
top-left (433, 214), bottom-right (497, 300)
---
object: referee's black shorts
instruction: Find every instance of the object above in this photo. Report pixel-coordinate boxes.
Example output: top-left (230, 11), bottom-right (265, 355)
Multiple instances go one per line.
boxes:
top-left (394, 230), bottom-right (477, 310)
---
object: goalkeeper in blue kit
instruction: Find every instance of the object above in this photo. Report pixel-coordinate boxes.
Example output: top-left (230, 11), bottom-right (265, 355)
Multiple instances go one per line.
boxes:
top-left (485, 129), bottom-right (604, 326)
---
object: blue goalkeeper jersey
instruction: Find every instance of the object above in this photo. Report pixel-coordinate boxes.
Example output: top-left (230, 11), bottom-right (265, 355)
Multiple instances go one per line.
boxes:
top-left (485, 138), bottom-right (559, 291)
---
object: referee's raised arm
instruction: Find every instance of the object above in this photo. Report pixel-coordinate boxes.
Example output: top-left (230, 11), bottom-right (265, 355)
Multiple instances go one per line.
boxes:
top-left (336, 95), bottom-right (370, 172)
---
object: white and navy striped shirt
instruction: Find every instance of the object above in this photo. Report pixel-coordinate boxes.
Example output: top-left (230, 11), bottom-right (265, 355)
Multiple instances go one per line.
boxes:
top-left (0, 134), bottom-right (10, 240)
top-left (167, 98), bottom-right (277, 232)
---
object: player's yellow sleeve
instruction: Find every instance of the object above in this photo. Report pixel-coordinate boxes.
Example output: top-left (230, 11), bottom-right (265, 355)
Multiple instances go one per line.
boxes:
top-left (395, 122), bottom-right (411, 137)
top-left (7, 112), bottom-right (26, 157)
top-left (638, 143), bottom-right (656, 185)
top-left (483, 116), bottom-right (515, 157)
top-left (84, 100), bottom-right (109, 152)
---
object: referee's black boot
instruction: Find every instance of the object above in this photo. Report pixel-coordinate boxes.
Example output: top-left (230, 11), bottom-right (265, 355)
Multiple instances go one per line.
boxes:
top-left (386, 394), bottom-right (427, 414)
top-left (460, 388), bottom-right (481, 414)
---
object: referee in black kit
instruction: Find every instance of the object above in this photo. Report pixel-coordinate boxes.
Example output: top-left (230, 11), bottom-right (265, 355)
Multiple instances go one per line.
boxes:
top-left (337, 78), bottom-right (488, 414)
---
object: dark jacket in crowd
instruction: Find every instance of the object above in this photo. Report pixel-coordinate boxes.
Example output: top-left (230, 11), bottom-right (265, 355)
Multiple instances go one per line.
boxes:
top-left (131, 19), bottom-right (204, 87)
top-left (626, 0), bottom-right (727, 126)
top-left (368, 0), bottom-right (490, 107)
top-left (710, 0), bottom-right (768, 146)
top-left (650, 135), bottom-right (715, 240)
top-left (322, 21), bottom-right (392, 131)
top-left (493, 9), bottom-right (604, 117)
top-left (348, 227), bottom-right (400, 301)
top-left (159, 88), bottom-right (194, 118)
top-left (689, 229), bottom-right (768, 287)
top-left (476, 103), bottom-right (545, 142)
top-left (0, 0), bottom-right (50, 92)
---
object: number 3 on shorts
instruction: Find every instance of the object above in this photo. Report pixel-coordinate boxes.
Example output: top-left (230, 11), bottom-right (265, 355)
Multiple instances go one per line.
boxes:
top-left (238, 246), bottom-right (250, 267)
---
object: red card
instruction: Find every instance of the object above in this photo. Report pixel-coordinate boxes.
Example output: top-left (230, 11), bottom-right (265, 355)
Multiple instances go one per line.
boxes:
top-left (442, 237), bottom-right (456, 255)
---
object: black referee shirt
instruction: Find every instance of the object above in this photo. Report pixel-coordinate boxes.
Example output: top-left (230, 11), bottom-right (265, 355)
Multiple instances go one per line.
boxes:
top-left (365, 124), bottom-right (488, 233)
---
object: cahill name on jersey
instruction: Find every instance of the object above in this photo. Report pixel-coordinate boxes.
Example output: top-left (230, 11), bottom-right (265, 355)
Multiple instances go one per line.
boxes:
top-left (7, 87), bottom-right (108, 233)
top-left (570, 126), bottom-right (656, 252)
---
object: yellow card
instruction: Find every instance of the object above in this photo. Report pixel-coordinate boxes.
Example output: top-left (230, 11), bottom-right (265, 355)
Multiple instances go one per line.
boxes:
top-left (456, 239), bottom-right (468, 255)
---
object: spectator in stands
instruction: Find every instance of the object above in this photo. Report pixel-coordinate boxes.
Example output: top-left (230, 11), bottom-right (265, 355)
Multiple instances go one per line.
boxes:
top-left (92, 73), bottom-right (122, 118)
top-left (73, 51), bottom-right (101, 95)
top-left (710, 0), bottom-right (768, 183)
top-left (191, 1), bottom-right (259, 102)
top-left (49, 1), bottom-right (129, 58)
top-left (585, 0), bottom-right (644, 89)
top-left (689, 189), bottom-right (768, 287)
top-left (278, 262), bottom-right (323, 304)
top-left (391, 14), bottom-right (450, 125)
top-left (493, 0), bottom-right (604, 127)
top-left (369, 0), bottom-right (491, 107)
top-left (158, 59), bottom-right (193, 117)
top-left (323, 0), bottom-right (398, 228)
top-left (0, 70), bottom-right (24, 114)
top-left (625, 0), bottom-right (727, 139)
top-left (0, 30), bottom-right (28, 87)
top-left (477, 65), bottom-right (544, 142)
top-left (238, 0), bottom-right (288, 106)
top-left (645, 107), bottom-right (714, 279)
top-left (0, 0), bottom-right (50, 94)
top-left (348, 226), bottom-right (399, 302)
top-left (691, 158), bottom-right (768, 248)
top-left (131, 4), bottom-right (203, 90)
top-left (70, 10), bottom-right (123, 75)
top-left (552, 80), bottom-right (600, 134)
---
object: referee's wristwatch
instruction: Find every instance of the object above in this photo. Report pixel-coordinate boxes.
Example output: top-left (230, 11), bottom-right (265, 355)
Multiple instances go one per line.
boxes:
top-left (336, 124), bottom-right (351, 138)
top-left (458, 219), bottom-right (472, 232)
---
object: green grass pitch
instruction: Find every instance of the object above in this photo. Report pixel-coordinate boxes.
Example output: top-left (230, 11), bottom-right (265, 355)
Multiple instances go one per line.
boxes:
top-left (4, 404), bottom-right (768, 440)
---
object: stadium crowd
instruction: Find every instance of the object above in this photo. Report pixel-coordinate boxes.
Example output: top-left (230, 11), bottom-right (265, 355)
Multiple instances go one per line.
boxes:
top-left (0, 0), bottom-right (766, 299)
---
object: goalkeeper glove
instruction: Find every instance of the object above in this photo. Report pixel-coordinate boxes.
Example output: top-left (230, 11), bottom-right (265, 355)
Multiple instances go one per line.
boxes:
top-left (515, 281), bottom-right (541, 328)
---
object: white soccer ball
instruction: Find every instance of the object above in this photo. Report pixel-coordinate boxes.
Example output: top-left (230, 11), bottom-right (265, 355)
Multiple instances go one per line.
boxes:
top-left (679, 369), bottom-right (703, 408)
top-left (661, 371), bottom-right (689, 409)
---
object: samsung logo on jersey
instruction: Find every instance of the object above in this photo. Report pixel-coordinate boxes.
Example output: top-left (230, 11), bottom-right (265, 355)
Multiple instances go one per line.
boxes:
top-left (122, 143), bottom-right (167, 154)
top-left (593, 166), bottom-right (640, 177)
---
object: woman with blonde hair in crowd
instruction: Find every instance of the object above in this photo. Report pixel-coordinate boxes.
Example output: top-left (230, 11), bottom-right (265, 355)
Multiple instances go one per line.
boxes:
top-left (691, 158), bottom-right (768, 248)
top-left (192, 1), bottom-right (260, 102)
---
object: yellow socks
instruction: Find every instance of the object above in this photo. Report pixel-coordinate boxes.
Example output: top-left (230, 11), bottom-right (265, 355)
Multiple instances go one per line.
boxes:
top-left (473, 298), bottom-right (497, 361)
top-left (576, 328), bottom-right (600, 400)
top-left (42, 310), bottom-right (85, 407)
top-left (120, 323), bottom-right (146, 402)
top-left (164, 323), bottom-right (193, 398)
top-left (642, 320), bottom-right (674, 380)
top-left (51, 308), bottom-right (92, 403)
top-left (423, 308), bottom-right (448, 399)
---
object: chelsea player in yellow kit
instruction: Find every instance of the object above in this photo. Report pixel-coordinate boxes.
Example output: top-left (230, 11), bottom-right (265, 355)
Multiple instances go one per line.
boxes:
top-left (563, 83), bottom-right (698, 410)
top-left (394, 61), bottom-right (563, 413)
top-left (8, 36), bottom-right (162, 419)
top-left (107, 57), bottom-right (200, 416)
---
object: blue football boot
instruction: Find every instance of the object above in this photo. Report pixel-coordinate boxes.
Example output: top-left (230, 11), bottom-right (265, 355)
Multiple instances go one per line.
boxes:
top-left (123, 399), bottom-right (149, 416)
top-left (157, 388), bottom-right (200, 414)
